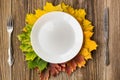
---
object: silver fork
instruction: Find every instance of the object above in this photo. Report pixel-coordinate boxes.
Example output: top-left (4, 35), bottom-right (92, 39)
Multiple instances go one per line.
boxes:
top-left (7, 16), bottom-right (14, 67)
top-left (7, 16), bottom-right (14, 80)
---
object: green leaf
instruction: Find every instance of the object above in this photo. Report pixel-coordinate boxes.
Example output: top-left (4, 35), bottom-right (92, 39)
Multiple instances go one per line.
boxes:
top-left (27, 60), bottom-right (37, 69)
top-left (17, 33), bottom-right (27, 41)
top-left (37, 59), bottom-right (48, 71)
top-left (25, 24), bottom-right (32, 32)
top-left (18, 24), bottom-right (48, 72)
top-left (21, 39), bottom-right (31, 45)
top-left (17, 24), bottom-right (32, 41)
top-left (20, 44), bottom-right (33, 52)
top-left (25, 51), bottom-right (37, 61)
top-left (27, 57), bottom-right (48, 71)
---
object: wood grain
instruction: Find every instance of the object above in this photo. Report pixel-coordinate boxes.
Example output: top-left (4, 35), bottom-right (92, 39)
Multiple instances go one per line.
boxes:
top-left (0, 0), bottom-right (120, 80)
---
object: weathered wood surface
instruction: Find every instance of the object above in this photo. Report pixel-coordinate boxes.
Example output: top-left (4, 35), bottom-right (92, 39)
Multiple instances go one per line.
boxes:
top-left (0, 0), bottom-right (120, 80)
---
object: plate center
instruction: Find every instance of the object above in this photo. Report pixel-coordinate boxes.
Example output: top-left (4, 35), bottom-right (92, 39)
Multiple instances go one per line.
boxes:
top-left (39, 20), bottom-right (75, 55)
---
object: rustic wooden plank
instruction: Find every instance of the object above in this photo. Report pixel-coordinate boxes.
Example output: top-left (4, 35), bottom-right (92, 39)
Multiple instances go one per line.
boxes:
top-left (11, 0), bottom-right (30, 80)
top-left (106, 0), bottom-right (120, 80)
top-left (0, 0), bottom-right (12, 80)
top-left (80, 0), bottom-right (106, 80)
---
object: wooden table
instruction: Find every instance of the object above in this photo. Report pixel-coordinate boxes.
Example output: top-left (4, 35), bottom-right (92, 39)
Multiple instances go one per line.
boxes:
top-left (0, 0), bottom-right (120, 80)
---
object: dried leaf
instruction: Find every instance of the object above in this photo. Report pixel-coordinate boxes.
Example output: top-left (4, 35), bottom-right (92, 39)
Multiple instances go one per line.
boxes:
top-left (84, 31), bottom-right (93, 39)
top-left (65, 60), bottom-right (77, 75)
top-left (35, 9), bottom-right (46, 18)
top-left (80, 48), bottom-right (92, 60)
top-left (40, 69), bottom-right (50, 80)
top-left (26, 14), bottom-right (37, 25)
top-left (49, 64), bottom-right (61, 76)
top-left (44, 2), bottom-right (63, 12)
top-left (84, 39), bottom-right (98, 52)
top-left (83, 19), bottom-right (94, 31)
top-left (74, 54), bottom-right (86, 68)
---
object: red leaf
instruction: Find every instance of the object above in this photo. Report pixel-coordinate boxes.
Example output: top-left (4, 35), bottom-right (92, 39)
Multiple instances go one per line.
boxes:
top-left (40, 69), bottom-right (50, 80)
top-left (74, 54), bottom-right (86, 68)
top-left (39, 54), bottom-right (86, 79)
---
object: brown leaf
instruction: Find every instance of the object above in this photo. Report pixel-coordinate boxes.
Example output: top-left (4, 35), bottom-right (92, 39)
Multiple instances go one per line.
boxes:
top-left (65, 65), bottom-right (73, 75)
top-left (40, 68), bottom-right (50, 80)
top-left (49, 64), bottom-right (61, 76)
top-left (74, 54), bottom-right (86, 68)
top-left (59, 63), bottom-right (66, 71)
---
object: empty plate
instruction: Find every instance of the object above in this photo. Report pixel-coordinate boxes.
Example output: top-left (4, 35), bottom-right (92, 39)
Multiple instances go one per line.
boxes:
top-left (31, 12), bottom-right (83, 63)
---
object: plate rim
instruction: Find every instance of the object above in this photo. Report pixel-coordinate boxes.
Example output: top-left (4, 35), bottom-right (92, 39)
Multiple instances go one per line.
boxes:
top-left (31, 11), bottom-right (83, 63)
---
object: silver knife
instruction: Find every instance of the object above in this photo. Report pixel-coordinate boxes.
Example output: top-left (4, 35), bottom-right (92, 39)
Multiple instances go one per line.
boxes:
top-left (103, 8), bottom-right (110, 66)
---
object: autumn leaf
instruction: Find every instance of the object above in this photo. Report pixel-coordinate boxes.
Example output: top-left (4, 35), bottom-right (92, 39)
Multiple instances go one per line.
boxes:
top-left (27, 57), bottom-right (48, 71)
top-left (65, 60), bottom-right (77, 75)
top-left (84, 39), bottom-right (98, 52)
top-left (35, 9), bottom-right (46, 18)
top-left (40, 63), bottom-right (63, 80)
top-left (25, 52), bottom-right (37, 61)
top-left (80, 48), bottom-right (92, 60)
top-left (26, 14), bottom-right (37, 25)
top-left (40, 68), bottom-right (50, 80)
top-left (83, 19), bottom-right (94, 31)
top-left (84, 31), bottom-right (93, 39)
top-left (44, 2), bottom-right (63, 12)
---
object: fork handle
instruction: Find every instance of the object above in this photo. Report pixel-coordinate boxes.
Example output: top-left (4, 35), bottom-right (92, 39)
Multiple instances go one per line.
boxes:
top-left (8, 33), bottom-right (14, 66)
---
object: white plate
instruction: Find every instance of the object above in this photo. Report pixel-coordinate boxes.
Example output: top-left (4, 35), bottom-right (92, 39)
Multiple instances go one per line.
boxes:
top-left (31, 12), bottom-right (83, 63)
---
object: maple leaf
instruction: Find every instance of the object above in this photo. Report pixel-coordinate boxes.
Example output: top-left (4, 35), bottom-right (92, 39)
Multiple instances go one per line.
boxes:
top-left (25, 52), bottom-right (37, 61)
top-left (40, 54), bottom-right (86, 78)
top-left (40, 68), bottom-right (50, 80)
top-left (80, 48), bottom-right (92, 60)
top-left (26, 14), bottom-right (37, 25)
top-left (84, 31), bottom-right (93, 39)
top-left (44, 2), bottom-right (63, 12)
top-left (74, 54), bottom-right (86, 68)
top-left (61, 3), bottom-right (74, 15)
top-left (35, 9), bottom-right (46, 18)
top-left (84, 39), bottom-right (98, 52)
top-left (49, 64), bottom-right (62, 76)
top-left (83, 19), bottom-right (94, 31)
top-left (27, 57), bottom-right (48, 71)
top-left (65, 60), bottom-right (77, 75)
top-left (40, 63), bottom-right (63, 80)
top-left (65, 54), bottom-right (86, 75)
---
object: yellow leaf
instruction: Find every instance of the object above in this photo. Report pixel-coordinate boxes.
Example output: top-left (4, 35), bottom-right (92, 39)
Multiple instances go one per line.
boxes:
top-left (83, 19), bottom-right (94, 31)
top-left (61, 3), bottom-right (68, 11)
top-left (78, 60), bottom-right (86, 68)
top-left (61, 3), bottom-right (74, 15)
top-left (74, 9), bottom-right (86, 20)
top-left (67, 7), bottom-right (75, 15)
top-left (22, 27), bottom-right (27, 32)
top-left (84, 39), bottom-right (98, 52)
top-left (80, 48), bottom-right (92, 60)
top-left (44, 2), bottom-right (63, 12)
top-left (83, 25), bottom-right (94, 31)
top-left (26, 14), bottom-right (37, 25)
top-left (35, 9), bottom-right (46, 18)
top-left (83, 19), bottom-right (91, 26)
top-left (84, 31), bottom-right (93, 39)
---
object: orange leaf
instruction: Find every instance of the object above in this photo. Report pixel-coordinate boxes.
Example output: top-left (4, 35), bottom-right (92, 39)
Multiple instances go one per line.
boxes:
top-left (40, 69), bottom-right (50, 80)
top-left (74, 54), bottom-right (86, 68)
